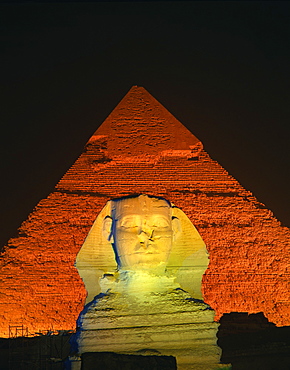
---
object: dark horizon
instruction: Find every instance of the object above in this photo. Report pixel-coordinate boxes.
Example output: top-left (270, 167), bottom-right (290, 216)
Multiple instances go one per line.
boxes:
top-left (1, 1), bottom-right (290, 248)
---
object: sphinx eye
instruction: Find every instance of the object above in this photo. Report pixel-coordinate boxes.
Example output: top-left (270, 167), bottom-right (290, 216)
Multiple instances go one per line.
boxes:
top-left (151, 217), bottom-right (170, 228)
top-left (120, 217), bottom-right (139, 228)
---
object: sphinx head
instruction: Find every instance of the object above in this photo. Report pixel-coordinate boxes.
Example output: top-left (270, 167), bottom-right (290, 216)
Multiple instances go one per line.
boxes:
top-left (103, 195), bottom-right (181, 272)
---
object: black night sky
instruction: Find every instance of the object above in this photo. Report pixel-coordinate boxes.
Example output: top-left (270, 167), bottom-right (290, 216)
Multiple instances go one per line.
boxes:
top-left (1, 1), bottom-right (290, 248)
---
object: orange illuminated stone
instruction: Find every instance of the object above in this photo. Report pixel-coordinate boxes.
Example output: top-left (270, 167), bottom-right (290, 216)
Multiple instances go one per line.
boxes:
top-left (0, 86), bottom-right (289, 337)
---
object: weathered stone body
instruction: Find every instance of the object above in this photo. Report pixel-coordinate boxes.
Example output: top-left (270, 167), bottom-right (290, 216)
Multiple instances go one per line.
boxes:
top-left (75, 272), bottom-right (221, 370)
top-left (0, 86), bottom-right (290, 337)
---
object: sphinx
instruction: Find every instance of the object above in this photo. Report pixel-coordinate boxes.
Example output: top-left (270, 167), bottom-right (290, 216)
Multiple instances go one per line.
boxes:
top-left (71, 195), bottom-right (223, 370)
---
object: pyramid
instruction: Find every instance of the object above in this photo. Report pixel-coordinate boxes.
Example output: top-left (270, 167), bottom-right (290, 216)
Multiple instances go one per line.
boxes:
top-left (0, 86), bottom-right (290, 338)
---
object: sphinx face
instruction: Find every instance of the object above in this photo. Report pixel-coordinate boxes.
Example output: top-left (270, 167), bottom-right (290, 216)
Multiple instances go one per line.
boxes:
top-left (112, 196), bottom-right (174, 270)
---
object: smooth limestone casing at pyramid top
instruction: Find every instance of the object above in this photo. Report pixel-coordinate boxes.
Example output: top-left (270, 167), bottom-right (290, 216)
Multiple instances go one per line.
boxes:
top-left (0, 86), bottom-right (290, 338)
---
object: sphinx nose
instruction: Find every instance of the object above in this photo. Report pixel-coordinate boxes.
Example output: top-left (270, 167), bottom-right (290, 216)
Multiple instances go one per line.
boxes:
top-left (140, 223), bottom-right (153, 237)
top-left (138, 227), bottom-right (153, 247)
top-left (138, 231), bottom-right (148, 243)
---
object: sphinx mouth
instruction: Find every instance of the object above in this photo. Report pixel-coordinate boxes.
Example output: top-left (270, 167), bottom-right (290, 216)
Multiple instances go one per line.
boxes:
top-left (135, 250), bottom-right (158, 254)
top-left (121, 250), bottom-right (159, 257)
top-left (125, 250), bottom-right (159, 256)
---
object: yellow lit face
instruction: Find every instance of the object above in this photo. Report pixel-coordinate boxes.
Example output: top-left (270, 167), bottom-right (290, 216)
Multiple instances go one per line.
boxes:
top-left (112, 196), bottom-right (174, 270)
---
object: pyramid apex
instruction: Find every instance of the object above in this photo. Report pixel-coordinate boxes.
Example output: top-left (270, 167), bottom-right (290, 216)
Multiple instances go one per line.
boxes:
top-left (124, 85), bottom-right (149, 96)
top-left (128, 85), bottom-right (147, 92)
top-left (92, 87), bottom-right (201, 157)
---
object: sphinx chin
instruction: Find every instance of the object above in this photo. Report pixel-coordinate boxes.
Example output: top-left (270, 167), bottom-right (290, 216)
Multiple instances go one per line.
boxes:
top-left (120, 254), bottom-right (168, 270)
